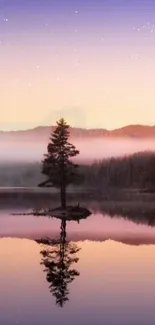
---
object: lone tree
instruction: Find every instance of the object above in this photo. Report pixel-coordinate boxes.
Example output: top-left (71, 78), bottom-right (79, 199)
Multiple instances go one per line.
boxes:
top-left (39, 118), bottom-right (80, 208)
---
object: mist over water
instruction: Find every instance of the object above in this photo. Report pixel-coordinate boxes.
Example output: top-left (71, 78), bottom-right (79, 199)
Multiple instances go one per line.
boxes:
top-left (0, 138), bottom-right (155, 163)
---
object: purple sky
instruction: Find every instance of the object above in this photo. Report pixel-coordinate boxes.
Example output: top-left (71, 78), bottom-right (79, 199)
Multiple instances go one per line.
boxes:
top-left (0, 0), bottom-right (155, 130)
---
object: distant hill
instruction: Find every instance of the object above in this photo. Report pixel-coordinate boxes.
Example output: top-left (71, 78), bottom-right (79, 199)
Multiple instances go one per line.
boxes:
top-left (0, 124), bottom-right (155, 142)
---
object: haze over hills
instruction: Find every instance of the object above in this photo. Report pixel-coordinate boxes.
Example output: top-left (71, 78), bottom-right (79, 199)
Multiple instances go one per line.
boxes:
top-left (0, 124), bottom-right (155, 163)
top-left (1, 124), bottom-right (155, 142)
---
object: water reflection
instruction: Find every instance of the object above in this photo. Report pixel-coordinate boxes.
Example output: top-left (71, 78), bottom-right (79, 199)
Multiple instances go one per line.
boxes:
top-left (92, 203), bottom-right (155, 227)
top-left (36, 218), bottom-right (80, 307)
top-left (1, 237), bottom-right (155, 325)
top-left (11, 199), bottom-right (155, 228)
top-left (9, 204), bottom-right (92, 307)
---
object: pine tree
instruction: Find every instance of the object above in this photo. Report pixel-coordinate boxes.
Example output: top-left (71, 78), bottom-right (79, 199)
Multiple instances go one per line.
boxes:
top-left (39, 118), bottom-right (80, 208)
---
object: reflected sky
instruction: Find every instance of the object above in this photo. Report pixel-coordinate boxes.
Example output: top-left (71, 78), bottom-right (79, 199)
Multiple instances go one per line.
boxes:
top-left (1, 204), bottom-right (155, 324)
top-left (1, 237), bottom-right (155, 325)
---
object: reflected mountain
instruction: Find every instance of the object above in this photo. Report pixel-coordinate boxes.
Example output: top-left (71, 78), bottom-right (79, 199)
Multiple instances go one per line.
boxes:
top-left (35, 218), bottom-right (80, 307)
top-left (9, 201), bottom-right (155, 248)
top-left (93, 203), bottom-right (155, 227)
top-left (111, 213), bottom-right (155, 227)
top-left (11, 198), bottom-right (155, 228)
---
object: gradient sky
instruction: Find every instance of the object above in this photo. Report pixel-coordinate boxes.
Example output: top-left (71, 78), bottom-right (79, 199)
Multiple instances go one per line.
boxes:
top-left (0, 0), bottom-right (155, 130)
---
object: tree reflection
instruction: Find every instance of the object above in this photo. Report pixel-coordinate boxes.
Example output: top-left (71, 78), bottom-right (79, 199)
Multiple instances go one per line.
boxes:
top-left (36, 219), bottom-right (80, 307)
top-left (12, 204), bottom-right (91, 307)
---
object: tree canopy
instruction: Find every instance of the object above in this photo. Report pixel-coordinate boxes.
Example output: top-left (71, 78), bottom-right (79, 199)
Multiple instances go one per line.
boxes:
top-left (39, 118), bottom-right (80, 207)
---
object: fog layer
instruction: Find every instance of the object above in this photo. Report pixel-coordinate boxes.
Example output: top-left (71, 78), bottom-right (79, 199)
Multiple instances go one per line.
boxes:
top-left (0, 138), bottom-right (155, 163)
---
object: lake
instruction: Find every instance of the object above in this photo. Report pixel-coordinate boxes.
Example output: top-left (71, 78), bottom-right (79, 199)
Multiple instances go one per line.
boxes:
top-left (0, 194), bottom-right (155, 325)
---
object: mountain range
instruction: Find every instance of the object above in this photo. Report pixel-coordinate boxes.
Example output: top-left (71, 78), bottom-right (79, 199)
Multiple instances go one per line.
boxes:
top-left (0, 124), bottom-right (155, 142)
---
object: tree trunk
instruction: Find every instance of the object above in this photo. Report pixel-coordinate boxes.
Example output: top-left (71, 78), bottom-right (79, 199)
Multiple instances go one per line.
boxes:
top-left (60, 157), bottom-right (66, 208)
top-left (60, 184), bottom-right (66, 208)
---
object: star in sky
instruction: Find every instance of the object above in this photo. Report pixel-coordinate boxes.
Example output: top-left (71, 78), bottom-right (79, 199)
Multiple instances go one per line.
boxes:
top-left (133, 22), bottom-right (155, 34)
top-left (0, 12), bottom-right (8, 22)
top-left (130, 53), bottom-right (140, 60)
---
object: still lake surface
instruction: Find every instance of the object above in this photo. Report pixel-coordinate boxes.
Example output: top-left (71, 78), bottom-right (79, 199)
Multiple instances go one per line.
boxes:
top-left (0, 193), bottom-right (155, 325)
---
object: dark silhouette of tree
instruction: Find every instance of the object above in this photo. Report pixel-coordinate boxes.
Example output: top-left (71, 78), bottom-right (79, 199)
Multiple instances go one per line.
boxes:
top-left (39, 118), bottom-right (80, 208)
top-left (79, 151), bottom-right (155, 190)
top-left (36, 219), bottom-right (80, 307)
top-left (2, 149), bottom-right (155, 190)
top-left (140, 156), bottom-right (155, 189)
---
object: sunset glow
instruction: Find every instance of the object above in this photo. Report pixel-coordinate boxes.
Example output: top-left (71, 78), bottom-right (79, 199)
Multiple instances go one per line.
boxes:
top-left (0, 0), bottom-right (155, 130)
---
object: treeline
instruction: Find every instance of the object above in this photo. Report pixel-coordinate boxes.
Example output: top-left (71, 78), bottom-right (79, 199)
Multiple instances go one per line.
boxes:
top-left (81, 151), bottom-right (155, 190)
top-left (0, 151), bottom-right (155, 189)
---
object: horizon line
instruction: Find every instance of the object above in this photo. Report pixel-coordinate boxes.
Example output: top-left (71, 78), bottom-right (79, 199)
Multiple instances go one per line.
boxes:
top-left (0, 123), bottom-right (155, 133)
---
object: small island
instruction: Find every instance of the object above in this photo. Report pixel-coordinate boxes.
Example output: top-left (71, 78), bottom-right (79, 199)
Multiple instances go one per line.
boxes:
top-left (32, 205), bottom-right (91, 221)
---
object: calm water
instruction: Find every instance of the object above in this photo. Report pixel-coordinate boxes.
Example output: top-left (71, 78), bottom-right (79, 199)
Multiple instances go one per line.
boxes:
top-left (1, 199), bottom-right (155, 324)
